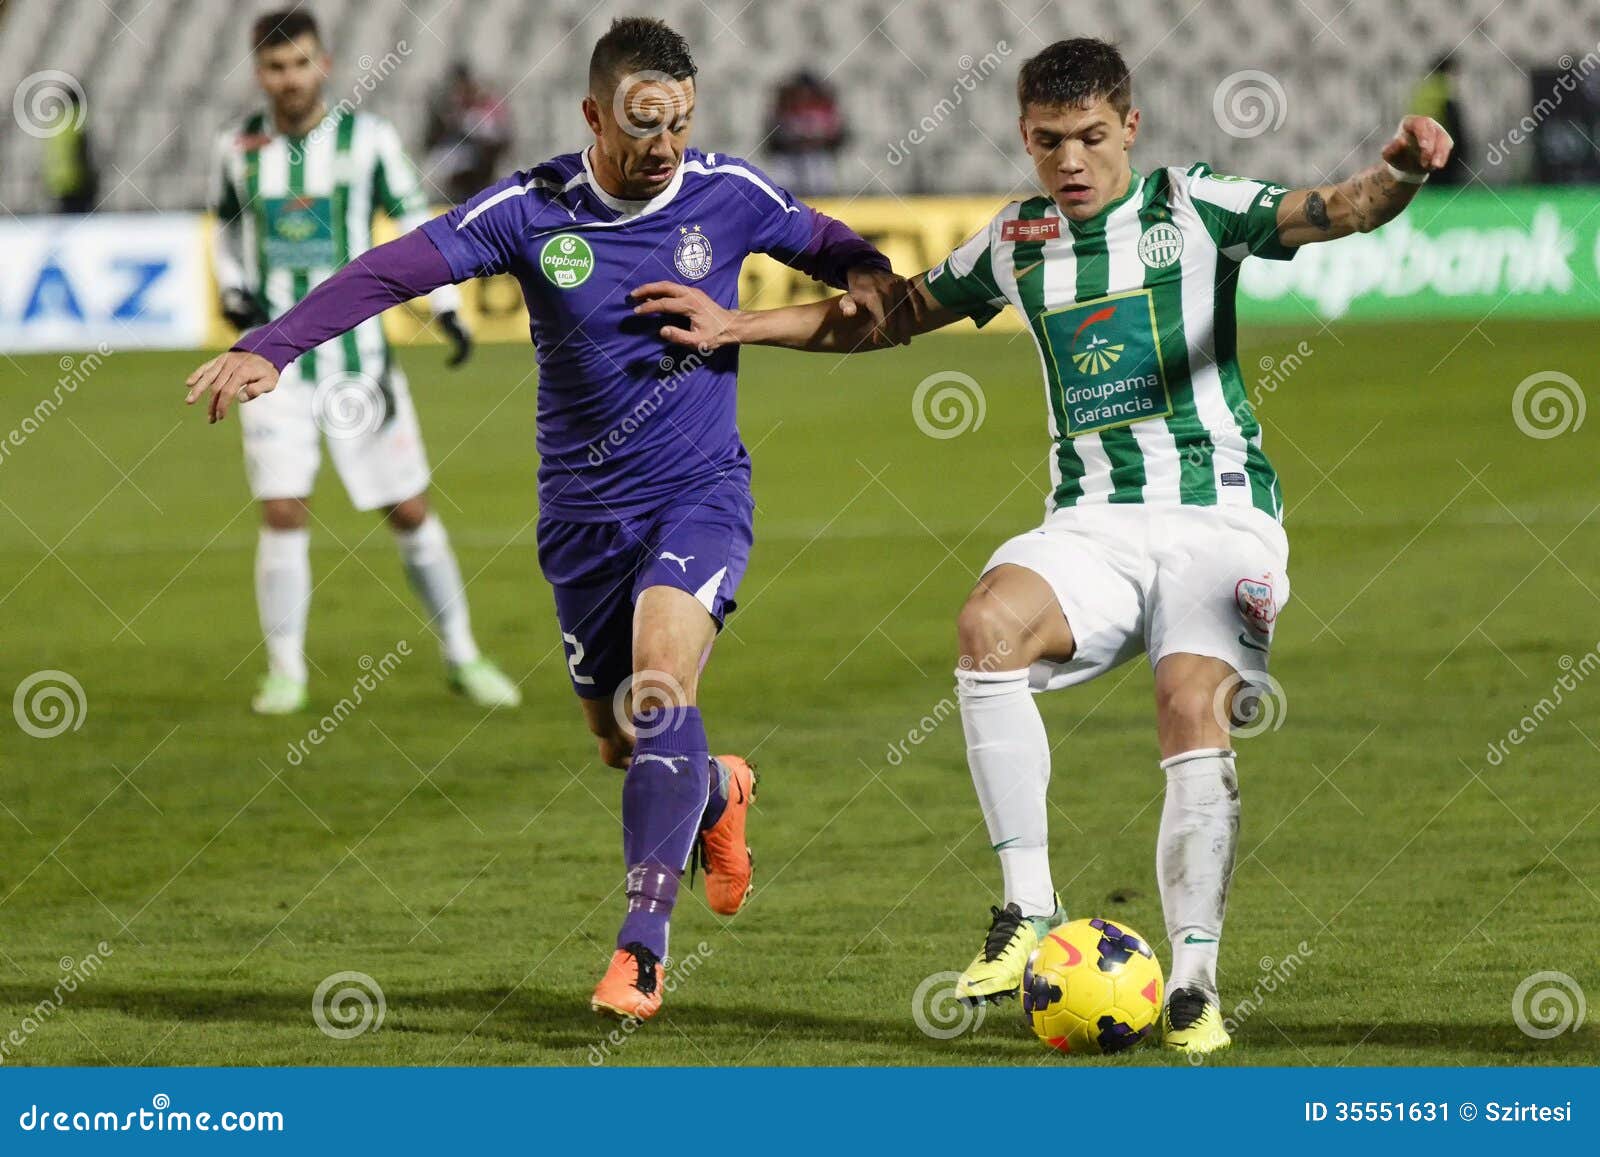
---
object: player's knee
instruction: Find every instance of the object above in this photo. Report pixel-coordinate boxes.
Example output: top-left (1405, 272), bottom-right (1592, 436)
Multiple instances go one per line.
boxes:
top-left (261, 499), bottom-right (309, 531)
top-left (385, 494), bottom-right (429, 533)
top-left (1156, 679), bottom-right (1225, 734)
top-left (957, 593), bottom-right (1028, 666)
top-left (626, 657), bottom-right (698, 707)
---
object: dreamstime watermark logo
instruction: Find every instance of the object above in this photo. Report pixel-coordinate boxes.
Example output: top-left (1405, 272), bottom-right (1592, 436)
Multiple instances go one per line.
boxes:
top-left (1484, 644), bottom-right (1600, 767)
top-left (0, 942), bottom-right (114, 1065)
top-left (0, 344), bottom-right (111, 469)
top-left (586, 345), bottom-right (714, 466)
top-left (1511, 970), bottom-right (1586, 1039)
top-left (312, 371), bottom-right (388, 440)
top-left (1213, 70), bottom-right (1288, 139)
top-left (1486, 48), bottom-right (1600, 166)
top-left (312, 970), bottom-right (386, 1039)
top-left (587, 941), bottom-right (713, 1064)
top-left (913, 370), bottom-right (985, 439)
top-left (284, 643), bottom-right (410, 767)
top-left (912, 970), bottom-right (986, 1039)
top-left (297, 41), bottom-right (412, 155)
top-left (885, 642), bottom-right (1015, 767)
top-left (885, 697), bottom-right (959, 769)
top-left (612, 669), bottom-right (690, 742)
top-left (13, 670), bottom-right (87, 738)
top-left (612, 69), bottom-right (691, 139)
top-left (1179, 439), bottom-right (1213, 471)
top-left (1212, 670), bottom-right (1287, 738)
top-left (1511, 370), bottom-right (1585, 439)
top-left (886, 42), bottom-right (1012, 165)
top-left (13, 70), bottom-right (86, 139)
top-left (1249, 340), bottom-right (1315, 410)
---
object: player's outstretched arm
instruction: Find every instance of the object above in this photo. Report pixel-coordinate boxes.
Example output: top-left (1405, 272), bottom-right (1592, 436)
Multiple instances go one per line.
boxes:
top-left (631, 274), bottom-right (962, 354)
top-left (183, 228), bottom-right (456, 424)
top-left (1275, 115), bottom-right (1454, 247)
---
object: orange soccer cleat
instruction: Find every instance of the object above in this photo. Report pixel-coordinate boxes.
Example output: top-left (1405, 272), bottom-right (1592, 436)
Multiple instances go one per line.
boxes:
top-left (591, 943), bottom-right (664, 1020)
top-left (697, 755), bottom-right (756, 915)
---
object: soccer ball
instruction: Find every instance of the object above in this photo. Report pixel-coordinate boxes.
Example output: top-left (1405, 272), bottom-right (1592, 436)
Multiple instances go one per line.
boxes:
top-left (1021, 917), bottom-right (1164, 1054)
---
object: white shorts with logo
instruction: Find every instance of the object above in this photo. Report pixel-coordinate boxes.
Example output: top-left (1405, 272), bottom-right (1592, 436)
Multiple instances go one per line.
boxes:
top-left (239, 362), bottom-right (430, 512)
top-left (983, 504), bottom-right (1290, 692)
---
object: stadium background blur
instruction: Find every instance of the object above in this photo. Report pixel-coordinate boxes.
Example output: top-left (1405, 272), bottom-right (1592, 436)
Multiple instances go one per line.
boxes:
top-left (5, 0), bottom-right (1600, 210)
top-left (0, 0), bottom-right (1597, 1066)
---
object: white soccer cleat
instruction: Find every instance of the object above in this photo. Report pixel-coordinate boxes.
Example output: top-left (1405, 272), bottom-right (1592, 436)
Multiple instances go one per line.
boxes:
top-left (251, 672), bottom-right (307, 715)
top-left (448, 657), bottom-right (522, 708)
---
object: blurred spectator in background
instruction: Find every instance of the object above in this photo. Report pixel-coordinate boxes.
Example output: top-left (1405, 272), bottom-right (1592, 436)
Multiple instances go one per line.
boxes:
top-left (1409, 54), bottom-right (1471, 185)
top-left (425, 61), bottom-right (511, 204)
top-left (764, 70), bottom-right (848, 195)
top-left (43, 87), bottom-right (99, 213)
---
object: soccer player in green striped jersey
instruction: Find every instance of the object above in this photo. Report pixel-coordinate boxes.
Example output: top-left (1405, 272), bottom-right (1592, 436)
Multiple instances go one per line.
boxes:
top-left (212, 9), bottom-right (518, 715)
top-left (632, 38), bottom-right (1453, 1052)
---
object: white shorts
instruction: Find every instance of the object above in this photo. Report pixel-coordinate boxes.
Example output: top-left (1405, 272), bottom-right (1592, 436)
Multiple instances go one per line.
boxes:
top-left (983, 504), bottom-right (1290, 692)
top-left (239, 362), bottom-right (431, 512)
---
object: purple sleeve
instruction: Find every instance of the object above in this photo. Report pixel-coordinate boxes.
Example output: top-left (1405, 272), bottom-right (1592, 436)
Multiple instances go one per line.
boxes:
top-left (777, 208), bottom-right (892, 288)
top-left (734, 158), bottom-right (889, 288)
top-left (421, 173), bottom-right (534, 281)
top-left (233, 228), bottom-right (454, 371)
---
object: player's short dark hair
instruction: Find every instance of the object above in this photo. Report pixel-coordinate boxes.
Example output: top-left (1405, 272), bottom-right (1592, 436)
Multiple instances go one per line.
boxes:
top-left (252, 8), bottom-right (321, 52)
top-left (588, 17), bottom-right (697, 95)
top-left (1017, 38), bottom-right (1132, 117)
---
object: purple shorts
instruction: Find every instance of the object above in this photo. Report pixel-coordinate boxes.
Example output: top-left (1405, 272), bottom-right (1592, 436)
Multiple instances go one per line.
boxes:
top-left (538, 476), bottom-right (755, 699)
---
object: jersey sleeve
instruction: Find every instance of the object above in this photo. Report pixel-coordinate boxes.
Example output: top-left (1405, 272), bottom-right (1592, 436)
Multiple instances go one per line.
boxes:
top-left (1184, 164), bottom-right (1297, 261)
top-left (711, 155), bottom-right (888, 287)
top-left (923, 220), bottom-right (1006, 327)
top-left (371, 118), bottom-right (432, 228)
top-left (209, 130), bottom-right (250, 295)
top-left (419, 173), bottom-right (545, 281)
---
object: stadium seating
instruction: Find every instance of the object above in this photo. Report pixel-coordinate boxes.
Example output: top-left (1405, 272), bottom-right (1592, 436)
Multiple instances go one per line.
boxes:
top-left (1, 0), bottom-right (1596, 212)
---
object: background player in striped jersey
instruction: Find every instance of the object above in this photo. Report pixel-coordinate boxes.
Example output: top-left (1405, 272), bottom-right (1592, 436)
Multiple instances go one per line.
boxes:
top-left (631, 38), bottom-right (1452, 1053)
top-left (213, 9), bottom-right (520, 715)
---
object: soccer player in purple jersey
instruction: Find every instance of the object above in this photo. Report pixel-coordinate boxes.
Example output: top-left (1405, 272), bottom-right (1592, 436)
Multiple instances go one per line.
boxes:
top-left (184, 17), bottom-right (900, 1021)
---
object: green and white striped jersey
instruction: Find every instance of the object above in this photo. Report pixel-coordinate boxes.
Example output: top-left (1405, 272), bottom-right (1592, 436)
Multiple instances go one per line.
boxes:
top-left (925, 164), bottom-right (1296, 520)
top-left (210, 108), bottom-right (456, 383)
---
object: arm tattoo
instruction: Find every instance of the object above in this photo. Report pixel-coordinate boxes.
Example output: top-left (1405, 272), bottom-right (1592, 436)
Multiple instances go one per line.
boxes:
top-left (1305, 190), bottom-right (1332, 232)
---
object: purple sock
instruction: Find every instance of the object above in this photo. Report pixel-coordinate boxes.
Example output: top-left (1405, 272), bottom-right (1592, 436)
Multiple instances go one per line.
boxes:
top-left (700, 756), bottom-right (729, 831)
top-left (618, 705), bottom-right (710, 957)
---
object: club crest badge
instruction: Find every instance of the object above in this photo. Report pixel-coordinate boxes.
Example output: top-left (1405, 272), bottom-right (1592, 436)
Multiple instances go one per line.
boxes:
top-left (1137, 222), bottom-right (1184, 270)
top-left (673, 224), bottom-right (713, 280)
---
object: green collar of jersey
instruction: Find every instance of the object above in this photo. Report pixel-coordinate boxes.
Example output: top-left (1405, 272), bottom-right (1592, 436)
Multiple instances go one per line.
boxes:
top-left (1063, 167), bottom-right (1144, 235)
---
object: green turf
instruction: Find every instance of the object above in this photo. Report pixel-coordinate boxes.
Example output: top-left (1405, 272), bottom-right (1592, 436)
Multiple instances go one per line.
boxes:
top-left (0, 321), bottom-right (1596, 1067)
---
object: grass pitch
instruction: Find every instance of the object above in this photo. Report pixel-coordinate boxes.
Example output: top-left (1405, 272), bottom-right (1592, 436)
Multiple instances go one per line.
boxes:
top-left (0, 320), bottom-right (1596, 1066)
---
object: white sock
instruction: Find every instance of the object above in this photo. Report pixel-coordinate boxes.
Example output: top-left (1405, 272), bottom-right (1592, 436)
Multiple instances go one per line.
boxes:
top-left (957, 667), bottom-right (1055, 918)
top-left (256, 526), bottom-right (310, 682)
top-left (394, 513), bottom-right (479, 665)
top-left (1157, 747), bottom-right (1240, 1000)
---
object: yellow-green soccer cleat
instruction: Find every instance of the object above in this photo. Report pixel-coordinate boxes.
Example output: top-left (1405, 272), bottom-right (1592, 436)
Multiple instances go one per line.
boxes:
top-left (251, 672), bottom-right (307, 716)
top-left (955, 897), bottom-right (1065, 1004)
top-left (448, 657), bottom-right (522, 708)
top-left (1163, 986), bottom-right (1232, 1054)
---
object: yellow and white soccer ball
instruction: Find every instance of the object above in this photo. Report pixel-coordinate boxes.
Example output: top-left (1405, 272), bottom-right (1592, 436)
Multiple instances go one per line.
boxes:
top-left (1021, 917), bottom-right (1164, 1054)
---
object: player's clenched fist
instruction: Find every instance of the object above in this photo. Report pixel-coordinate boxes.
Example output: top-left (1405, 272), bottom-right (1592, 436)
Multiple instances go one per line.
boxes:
top-left (184, 350), bottom-right (279, 424)
top-left (1383, 114), bottom-right (1454, 177)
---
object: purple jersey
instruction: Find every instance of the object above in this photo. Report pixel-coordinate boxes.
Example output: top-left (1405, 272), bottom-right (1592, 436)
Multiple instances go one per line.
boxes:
top-left (421, 147), bottom-right (886, 522)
